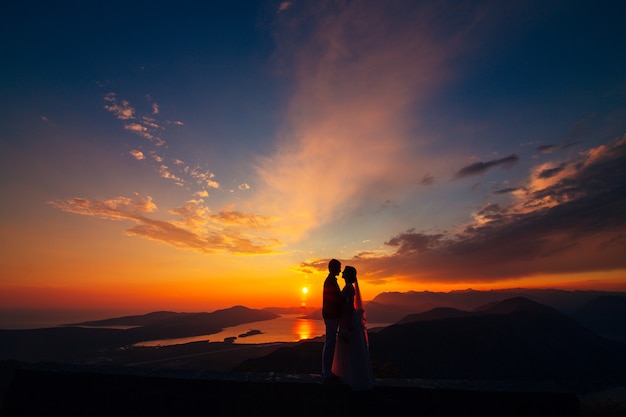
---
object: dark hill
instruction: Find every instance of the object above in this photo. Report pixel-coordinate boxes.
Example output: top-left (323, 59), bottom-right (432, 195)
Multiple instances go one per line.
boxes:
top-left (396, 307), bottom-right (470, 325)
top-left (473, 296), bottom-right (560, 315)
top-left (571, 295), bottom-right (626, 342)
top-left (237, 297), bottom-right (626, 383)
top-left (129, 306), bottom-right (278, 339)
top-left (374, 297), bottom-right (626, 381)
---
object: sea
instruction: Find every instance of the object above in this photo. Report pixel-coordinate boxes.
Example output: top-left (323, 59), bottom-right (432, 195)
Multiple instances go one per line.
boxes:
top-left (0, 309), bottom-right (390, 347)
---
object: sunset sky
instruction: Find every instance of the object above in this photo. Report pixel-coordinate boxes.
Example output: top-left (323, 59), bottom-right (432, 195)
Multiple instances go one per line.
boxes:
top-left (2, 1), bottom-right (625, 315)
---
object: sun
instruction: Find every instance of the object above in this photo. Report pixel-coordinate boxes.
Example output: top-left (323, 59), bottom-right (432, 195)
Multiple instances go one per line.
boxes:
top-left (301, 287), bottom-right (309, 294)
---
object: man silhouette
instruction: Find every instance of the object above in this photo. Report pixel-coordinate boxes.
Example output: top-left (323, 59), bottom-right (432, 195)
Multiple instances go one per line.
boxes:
top-left (322, 258), bottom-right (343, 381)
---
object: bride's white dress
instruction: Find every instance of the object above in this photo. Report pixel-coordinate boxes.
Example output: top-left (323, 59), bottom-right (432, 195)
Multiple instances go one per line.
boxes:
top-left (331, 281), bottom-right (374, 390)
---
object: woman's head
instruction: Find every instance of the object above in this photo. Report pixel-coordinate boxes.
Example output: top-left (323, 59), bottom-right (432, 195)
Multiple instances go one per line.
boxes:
top-left (342, 266), bottom-right (357, 283)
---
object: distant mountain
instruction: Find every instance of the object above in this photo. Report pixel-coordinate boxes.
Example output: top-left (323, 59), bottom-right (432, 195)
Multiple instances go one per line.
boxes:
top-left (297, 288), bottom-right (626, 324)
top-left (237, 297), bottom-right (626, 383)
top-left (65, 305), bottom-right (279, 340)
top-left (571, 295), bottom-right (626, 342)
top-left (300, 302), bottom-right (418, 324)
top-left (371, 288), bottom-right (626, 315)
top-left (362, 301), bottom-right (415, 324)
top-left (64, 311), bottom-right (186, 327)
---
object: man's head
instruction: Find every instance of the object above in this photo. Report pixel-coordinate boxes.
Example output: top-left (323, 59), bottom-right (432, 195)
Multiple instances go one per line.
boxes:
top-left (328, 259), bottom-right (341, 276)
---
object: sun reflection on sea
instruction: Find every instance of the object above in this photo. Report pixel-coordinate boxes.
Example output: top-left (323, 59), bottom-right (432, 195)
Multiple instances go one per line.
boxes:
top-left (294, 318), bottom-right (315, 340)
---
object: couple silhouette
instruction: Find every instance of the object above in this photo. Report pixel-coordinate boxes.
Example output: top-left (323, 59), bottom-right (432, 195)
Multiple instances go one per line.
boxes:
top-left (322, 259), bottom-right (374, 390)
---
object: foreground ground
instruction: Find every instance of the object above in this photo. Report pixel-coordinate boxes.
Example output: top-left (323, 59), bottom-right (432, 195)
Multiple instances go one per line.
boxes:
top-left (0, 362), bottom-right (582, 417)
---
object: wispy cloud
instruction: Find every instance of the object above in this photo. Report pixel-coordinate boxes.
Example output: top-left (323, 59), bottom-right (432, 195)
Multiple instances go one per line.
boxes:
top-left (158, 165), bottom-right (184, 186)
top-left (536, 142), bottom-right (579, 154)
top-left (48, 194), bottom-right (283, 254)
top-left (103, 93), bottom-right (135, 120)
top-left (103, 92), bottom-right (225, 191)
top-left (56, 87), bottom-right (277, 252)
top-left (453, 154), bottom-right (520, 180)
top-left (327, 135), bottom-right (626, 284)
top-left (48, 193), bottom-right (157, 219)
top-left (256, 1), bottom-right (484, 239)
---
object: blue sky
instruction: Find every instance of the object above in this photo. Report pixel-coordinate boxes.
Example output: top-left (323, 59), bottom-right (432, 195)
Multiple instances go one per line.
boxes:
top-left (1, 0), bottom-right (625, 311)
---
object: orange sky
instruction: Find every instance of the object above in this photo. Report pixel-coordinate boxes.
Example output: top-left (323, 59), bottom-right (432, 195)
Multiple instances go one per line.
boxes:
top-left (2, 1), bottom-right (626, 317)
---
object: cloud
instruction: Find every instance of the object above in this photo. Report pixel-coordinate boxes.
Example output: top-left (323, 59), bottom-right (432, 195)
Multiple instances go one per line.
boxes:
top-left (103, 93), bottom-right (135, 120)
top-left (49, 194), bottom-right (282, 254)
top-left (453, 154), bottom-right (520, 180)
top-left (277, 1), bottom-right (292, 12)
top-left (129, 150), bottom-right (145, 160)
top-left (105, 93), bottom-right (166, 146)
top-left (536, 144), bottom-right (560, 154)
top-left (256, 1), bottom-right (484, 239)
top-left (47, 193), bottom-right (157, 220)
top-left (189, 167), bottom-right (220, 189)
top-left (209, 209), bottom-right (278, 229)
top-left (493, 186), bottom-right (522, 194)
top-left (141, 116), bottom-right (161, 129)
top-left (124, 123), bottom-right (153, 139)
top-left (419, 174), bottom-right (434, 186)
top-left (536, 162), bottom-right (568, 179)
top-left (159, 165), bottom-right (185, 186)
top-left (302, 135), bottom-right (626, 284)
top-left (536, 142), bottom-right (579, 154)
top-left (376, 200), bottom-right (399, 213)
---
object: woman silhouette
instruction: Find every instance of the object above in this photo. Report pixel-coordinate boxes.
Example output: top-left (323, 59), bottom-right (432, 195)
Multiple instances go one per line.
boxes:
top-left (331, 266), bottom-right (375, 390)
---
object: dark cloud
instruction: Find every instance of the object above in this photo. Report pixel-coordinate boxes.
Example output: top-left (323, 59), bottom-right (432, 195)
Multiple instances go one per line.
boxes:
top-left (536, 142), bottom-right (579, 154)
top-left (384, 229), bottom-right (446, 255)
top-left (493, 187), bottom-right (522, 194)
top-left (338, 136), bottom-right (626, 284)
top-left (537, 163), bottom-right (568, 179)
top-left (536, 144), bottom-right (560, 154)
top-left (376, 200), bottom-right (399, 213)
top-left (419, 174), bottom-right (434, 185)
top-left (453, 154), bottom-right (520, 180)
